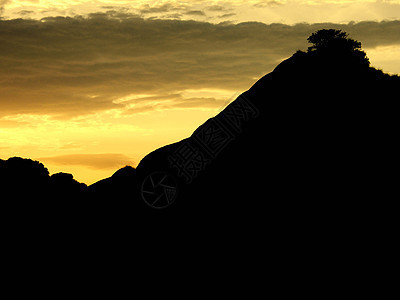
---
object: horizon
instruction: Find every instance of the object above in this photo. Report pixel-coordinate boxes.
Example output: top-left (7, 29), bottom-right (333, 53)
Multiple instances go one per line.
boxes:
top-left (1, 1), bottom-right (399, 185)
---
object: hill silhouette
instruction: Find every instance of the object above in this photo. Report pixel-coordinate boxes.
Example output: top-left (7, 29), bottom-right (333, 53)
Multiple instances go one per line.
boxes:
top-left (1, 30), bottom-right (398, 232)
top-left (0, 157), bottom-right (86, 199)
top-left (110, 30), bottom-right (398, 221)
top-left (2, 31), bottom-right (397, 288)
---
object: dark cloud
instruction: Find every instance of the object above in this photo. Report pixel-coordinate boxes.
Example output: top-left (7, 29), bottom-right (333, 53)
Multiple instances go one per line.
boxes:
top-left (139, 4), bottom-right (176, 14)
top-left (18, 10), bottom-right (34, 16)
top-left (38, 153), bottom-right (134, 169)
top-left (205, 5), bottom-right (233, 12)
top-left (0, 14), bottom-right (399, 117)
top-left (185, 10), bottom-right (206, 16)
top-left (218, 13), bottom-right (236, 19)
top-left (205, 5), bottom-right (225, 12)
top-left (254, 0), bottom-right (285, 8)
top-left (138, 2), bottom-right (208, 18)
top-left (165, 13), bottom-right (182, 20)
top-left (341, 20), bottom-right (400, 48)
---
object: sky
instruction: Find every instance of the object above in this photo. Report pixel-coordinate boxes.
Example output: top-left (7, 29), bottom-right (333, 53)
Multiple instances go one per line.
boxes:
top-left (1, 1), bottom-right (399, 184)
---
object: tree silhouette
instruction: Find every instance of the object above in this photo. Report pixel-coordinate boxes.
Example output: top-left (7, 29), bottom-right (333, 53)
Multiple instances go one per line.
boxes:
top-left (307, 29), bottom-right (370, 67)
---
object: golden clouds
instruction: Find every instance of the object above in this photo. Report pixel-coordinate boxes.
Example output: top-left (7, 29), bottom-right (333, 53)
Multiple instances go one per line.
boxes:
top-left (0, 15), bottom-right (282, 117)
top-left (0, 15), bottom-right (399, 119)
top-left (2, 1), bottom-right (400, 24)
top-left (0, 11), bottom-right (399, 184)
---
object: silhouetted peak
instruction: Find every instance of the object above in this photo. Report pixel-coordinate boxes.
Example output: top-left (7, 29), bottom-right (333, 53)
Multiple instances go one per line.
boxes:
top-left (51, 172), bottom-right (74, 181)
top-left (47, 173), bottom-right (87, 198)
top-left (252, 30), bottom-right (399, 100)
top-left (0, 157), bottom-right (49, 182)
top-left (111, 165), bottom-right (136, 179)
top-left (270, 29), bottom-right (378, 81)
top-left (50, 172), bottom-right (86, 188)
top-left (86, 165), bottom-right (137, 198)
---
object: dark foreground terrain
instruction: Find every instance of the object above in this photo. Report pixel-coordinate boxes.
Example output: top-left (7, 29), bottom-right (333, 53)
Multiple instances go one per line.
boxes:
top-left (2, 31), bottom-right (398, 240)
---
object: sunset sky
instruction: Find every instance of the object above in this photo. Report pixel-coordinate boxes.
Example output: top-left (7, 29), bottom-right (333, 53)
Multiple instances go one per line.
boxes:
top-left (1, 0), bottom-right (399, 184)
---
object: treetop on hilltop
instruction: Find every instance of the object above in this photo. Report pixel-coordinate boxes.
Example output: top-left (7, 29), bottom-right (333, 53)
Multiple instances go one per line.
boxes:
top-left (306, 29), bottom-right (370, 67)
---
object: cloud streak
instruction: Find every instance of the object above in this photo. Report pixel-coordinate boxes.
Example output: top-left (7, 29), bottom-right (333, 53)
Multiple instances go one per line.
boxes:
top-left (38, 153), bottom-right (134, 170)
top-left (0, 13), bottom-right (399, 117)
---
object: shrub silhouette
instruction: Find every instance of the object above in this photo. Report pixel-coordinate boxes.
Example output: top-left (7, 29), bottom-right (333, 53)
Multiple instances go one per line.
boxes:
top-left (308, 29), bottom-right (358, 52)
top-left (49, 172), bottom-right (87, 198)
top-left (307, 29), bottom-right (370, 67)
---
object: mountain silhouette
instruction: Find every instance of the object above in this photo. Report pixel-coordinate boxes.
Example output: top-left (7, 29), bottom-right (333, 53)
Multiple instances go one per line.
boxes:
top-left (128, 30), bottom-right (398, 225)
top-left (1, 31), bottom-right (398, 233)
top-left (2, 31), bottom-right (397, 286)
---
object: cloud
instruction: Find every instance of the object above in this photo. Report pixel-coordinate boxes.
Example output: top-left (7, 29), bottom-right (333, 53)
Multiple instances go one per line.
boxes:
top-left (0, 0), bottom-right (11, 15)
top-left (38, 153), bottom-right (134, 169)
top-left (139, 3), bottom-right (176, 14)
top-left (119, 92), bottom-right (226, 114)
top-left (0, 13), bottom-right (399, 118)
top-left (253, 0), bottom-right (286, 8)
top-left (217, 13), bottom-right (236, 19)
top-left (205, 5), bottom-right (230, 11)
top-left (18, 10), bottom-right (34, 16)
top-left (185, 10), bottom-right (206, 16)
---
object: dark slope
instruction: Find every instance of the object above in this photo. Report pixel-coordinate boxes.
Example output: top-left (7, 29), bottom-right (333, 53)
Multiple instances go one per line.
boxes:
top-left (87, 48), bottom-right (398, 234)
top-left (2, 45), bottom-right (398, 234)
top-left (138, 53), bottom-right (396, 198)
top-left (2, 31), bottom-right (398, 281)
